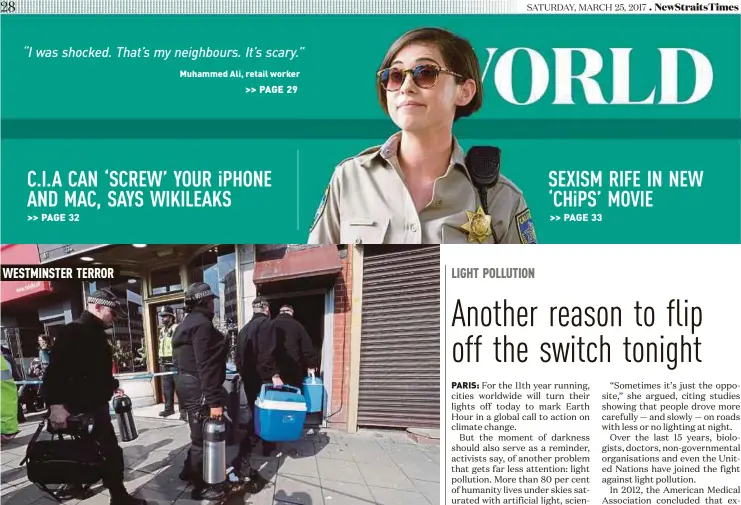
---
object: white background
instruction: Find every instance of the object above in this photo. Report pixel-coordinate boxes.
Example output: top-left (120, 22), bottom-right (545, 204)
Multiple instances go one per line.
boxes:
top-left (440, 245), bottom-right (741, 505)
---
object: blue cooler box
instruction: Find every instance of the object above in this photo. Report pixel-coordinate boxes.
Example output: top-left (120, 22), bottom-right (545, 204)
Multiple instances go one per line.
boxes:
top-left (255, 385), bottom-right (307, 442)
top-left (302, 375), bottom-right (324, 413)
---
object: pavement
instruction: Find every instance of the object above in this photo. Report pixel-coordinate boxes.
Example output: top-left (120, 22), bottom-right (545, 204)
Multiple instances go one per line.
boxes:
top-left (0, 413), bottom-right (440, 505)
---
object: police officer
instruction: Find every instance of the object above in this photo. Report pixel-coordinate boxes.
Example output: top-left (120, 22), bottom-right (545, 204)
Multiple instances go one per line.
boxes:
top-left (232, 298), bottom-right (282, 479)
top-left (42, 288), bottom-right (147, 505)
top-left (1, 353), bottom-right (19, 442)
top-left (307, 27), bottom-right (536, 246)
top-left (156, 306), bottom-right (179, 418)
top-left (272, 305), bottom-right (319, 389)
top-left (2, 344), bottom-right (25, 424)
top-left (172, 282), bottom-right (228, 501)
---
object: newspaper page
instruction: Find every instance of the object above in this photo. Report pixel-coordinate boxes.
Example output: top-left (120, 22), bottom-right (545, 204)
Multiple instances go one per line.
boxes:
top-left (0, 1), bottom-right (739, 505)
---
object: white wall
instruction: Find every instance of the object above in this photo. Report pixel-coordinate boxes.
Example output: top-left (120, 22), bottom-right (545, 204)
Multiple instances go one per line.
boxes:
top-left (234, 244), bottom-right (257, 424)
top-left (239, 244), bottom-right (257, 321)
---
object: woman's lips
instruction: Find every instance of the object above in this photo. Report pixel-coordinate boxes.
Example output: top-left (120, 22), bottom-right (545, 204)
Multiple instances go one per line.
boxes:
top-left (398, 100), bottom-right (425, 109)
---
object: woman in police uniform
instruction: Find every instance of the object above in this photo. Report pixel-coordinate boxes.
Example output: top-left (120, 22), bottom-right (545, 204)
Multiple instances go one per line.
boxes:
top-left (308, 27), bottom-right (536, 246)
top-left (172, 282), bottom-right (229, 501)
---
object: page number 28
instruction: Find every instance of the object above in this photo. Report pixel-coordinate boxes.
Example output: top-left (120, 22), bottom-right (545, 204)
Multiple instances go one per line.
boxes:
top-left (0, 1), bottom-right (17, 13)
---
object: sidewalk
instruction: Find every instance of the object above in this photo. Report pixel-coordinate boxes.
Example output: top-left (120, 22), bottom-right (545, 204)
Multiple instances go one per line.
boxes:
top-left (1, 414), bottom-right (439, 505)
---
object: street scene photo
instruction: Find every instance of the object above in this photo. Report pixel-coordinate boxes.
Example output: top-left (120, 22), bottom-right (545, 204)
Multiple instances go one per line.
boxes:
top-left (0, 243), bottom-right (440, 505)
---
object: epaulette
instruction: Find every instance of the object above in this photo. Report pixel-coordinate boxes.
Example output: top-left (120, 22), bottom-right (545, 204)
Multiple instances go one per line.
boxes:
top-left (337, 145), bottom-right (383, 168)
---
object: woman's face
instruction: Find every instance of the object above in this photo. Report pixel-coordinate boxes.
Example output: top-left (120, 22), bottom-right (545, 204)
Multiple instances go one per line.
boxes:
top-left (38, 338), bottom-right (46, 348)
top-left (385, 43), bottom-right (471, 134)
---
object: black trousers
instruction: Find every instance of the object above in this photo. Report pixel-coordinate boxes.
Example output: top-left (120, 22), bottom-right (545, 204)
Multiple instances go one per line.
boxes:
top-left (176, 374), bottom-right (206, 483)
top-left (234, 381), bottom-right (277, 467)
top-left (177, 373), bottom-right (229, 486)
top-left (71, 404), bottom-right (126, 495)
top-left (159, 360), bottom-right (176, 410)
top-left (233, 383), bottom-right (258, 467)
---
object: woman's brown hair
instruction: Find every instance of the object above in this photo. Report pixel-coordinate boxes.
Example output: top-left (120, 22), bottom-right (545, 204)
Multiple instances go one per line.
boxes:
top-left (377, 27), bottom-right (484, 121)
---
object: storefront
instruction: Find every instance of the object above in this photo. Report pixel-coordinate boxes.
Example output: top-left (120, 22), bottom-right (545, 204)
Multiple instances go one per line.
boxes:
top-left (354, 245), bottom-right (440, 430)
top-left (23, 243), bottom-right (351, 425)
top-left (239, 244), bottom-right (351, 428)
top-left (4, 243), bottom-right (441, 433)
top-left (71, 244), bottom-right (239, 407)
top-left (1, 244), bottom-right (83, 376)
top-left (24, 244), bottom-right (237, 407)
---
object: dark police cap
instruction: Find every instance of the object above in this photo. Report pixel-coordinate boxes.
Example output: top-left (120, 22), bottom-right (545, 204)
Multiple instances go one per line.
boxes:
top-left (252, 297), bottom-right (269, 310)
top-left (184, 282), bottom-right (219, 302)
top-left (160, 306), bottom-right (175, 317)
top-left (88, 288), bottom-right (122, 309)
top-left (88, 288), bottom-right (127, 318)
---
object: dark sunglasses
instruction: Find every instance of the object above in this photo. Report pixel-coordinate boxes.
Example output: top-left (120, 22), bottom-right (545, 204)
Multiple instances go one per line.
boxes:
top-left (377, 64), bottom-right (463, 92)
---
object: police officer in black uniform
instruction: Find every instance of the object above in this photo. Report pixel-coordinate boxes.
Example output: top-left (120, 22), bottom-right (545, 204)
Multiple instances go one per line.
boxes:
top-left (232, 298), bottom-right (282, 480)
top-left (272, 305), bottom-right (319, 389)
top-left (172, 282), bottom-right (228, 501)
top-left (42, 288), bottom-right (147, 505)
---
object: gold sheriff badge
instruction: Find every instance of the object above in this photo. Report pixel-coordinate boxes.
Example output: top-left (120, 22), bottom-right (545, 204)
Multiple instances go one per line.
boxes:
top-left (460, 206), bottom-right (492, 243)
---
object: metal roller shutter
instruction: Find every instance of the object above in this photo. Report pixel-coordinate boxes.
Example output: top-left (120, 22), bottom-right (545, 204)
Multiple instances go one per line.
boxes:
top-left (357, 245), bottom-right (440, 429)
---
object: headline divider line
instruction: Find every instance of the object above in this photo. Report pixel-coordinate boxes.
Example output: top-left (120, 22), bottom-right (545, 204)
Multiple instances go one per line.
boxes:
top-left (3, 119), bottom-right (741, 139)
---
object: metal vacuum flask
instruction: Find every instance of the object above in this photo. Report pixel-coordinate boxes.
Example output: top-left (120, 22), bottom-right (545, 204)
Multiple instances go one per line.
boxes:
top-left (112, 395), bottom-right (138, 442)
top-left (202, 417), bottom-right (227, 485)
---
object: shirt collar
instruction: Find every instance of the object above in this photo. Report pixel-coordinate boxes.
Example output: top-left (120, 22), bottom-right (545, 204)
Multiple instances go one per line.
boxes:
top-left (375, 131), bottom-right (471, 181)
top-left (191, 306), bottom-right (215, 321)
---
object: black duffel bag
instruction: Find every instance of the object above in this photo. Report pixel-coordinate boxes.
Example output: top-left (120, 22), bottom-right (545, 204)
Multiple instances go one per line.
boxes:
top-left (21, 414), bottom-right (105, 501)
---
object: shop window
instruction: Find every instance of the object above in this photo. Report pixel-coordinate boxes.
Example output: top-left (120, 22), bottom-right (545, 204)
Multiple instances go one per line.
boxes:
top-left (189, 245), bottom-right (238, 344)
top-left (150, 265), bottom-right (183, 296)
top-left (85, 276), bottom-right (145, 374)
top-left (43, 317), bottom-right (66, 345)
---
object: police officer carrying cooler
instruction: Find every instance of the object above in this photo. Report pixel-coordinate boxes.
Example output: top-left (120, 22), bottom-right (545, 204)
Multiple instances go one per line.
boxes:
top-left (156, 306), bottom-right (180, 418)
top-left (172, 282), bottom-right (228, 501)
top-left (42, 288), bottom-right (147, 505)
top-left (232, 298), bottom-right (283, 477)
top-left (272, 305), bottom-right (319, 389)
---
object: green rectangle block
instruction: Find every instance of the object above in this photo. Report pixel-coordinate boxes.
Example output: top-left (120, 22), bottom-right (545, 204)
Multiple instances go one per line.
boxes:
top-left (2, 139), bottom-right (739, 244)
top-left (1, 14), bottom-right (740, 244)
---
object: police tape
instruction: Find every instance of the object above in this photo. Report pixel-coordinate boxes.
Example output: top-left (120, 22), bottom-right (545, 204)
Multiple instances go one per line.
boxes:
top-left (14, 371), bottom-right (240, 386)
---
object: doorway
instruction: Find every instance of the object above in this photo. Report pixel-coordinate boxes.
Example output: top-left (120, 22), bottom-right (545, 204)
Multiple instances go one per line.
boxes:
top-left (148, 300), bottom-right (186, 406)
top-left (265, 294), bottom-right (325, 354)
top-left (258, 290), bottom-right (328, 424)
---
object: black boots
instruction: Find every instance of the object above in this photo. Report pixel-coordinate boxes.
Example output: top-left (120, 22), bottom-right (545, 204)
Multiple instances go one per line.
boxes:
top-left (158, 408), bottom-right (175, 417)
top-left (178, 466), bottom-right (194, 483)
top-left (191, 484), bottom-right (225, 501)
top-left (110, 491), bottom-right (148, 505)
top-left (181, 464), bottom-right (225, 501)
top-left (229, 459), bottom-right (267, 494)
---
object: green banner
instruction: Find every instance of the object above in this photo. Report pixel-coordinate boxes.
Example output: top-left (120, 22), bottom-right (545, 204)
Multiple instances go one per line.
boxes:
top-left (2, 15), bottom-right (739, 243)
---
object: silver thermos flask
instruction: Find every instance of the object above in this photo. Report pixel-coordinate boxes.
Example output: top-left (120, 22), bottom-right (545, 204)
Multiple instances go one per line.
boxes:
top-left (113, 395), bottom-right (138, 442)
top-left (202, 417), bottom-right (227, 485)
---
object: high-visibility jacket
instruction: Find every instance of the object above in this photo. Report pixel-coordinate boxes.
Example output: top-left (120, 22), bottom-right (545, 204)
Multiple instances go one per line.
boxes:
top-left (1, 355), bottom-right (19, 436)
top-left (158, 324), bottom-right (177, 358)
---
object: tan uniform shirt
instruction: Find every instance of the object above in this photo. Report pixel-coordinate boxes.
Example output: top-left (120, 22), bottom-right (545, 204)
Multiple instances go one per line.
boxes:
top-left (308, 132), bottom-right (537, 245)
